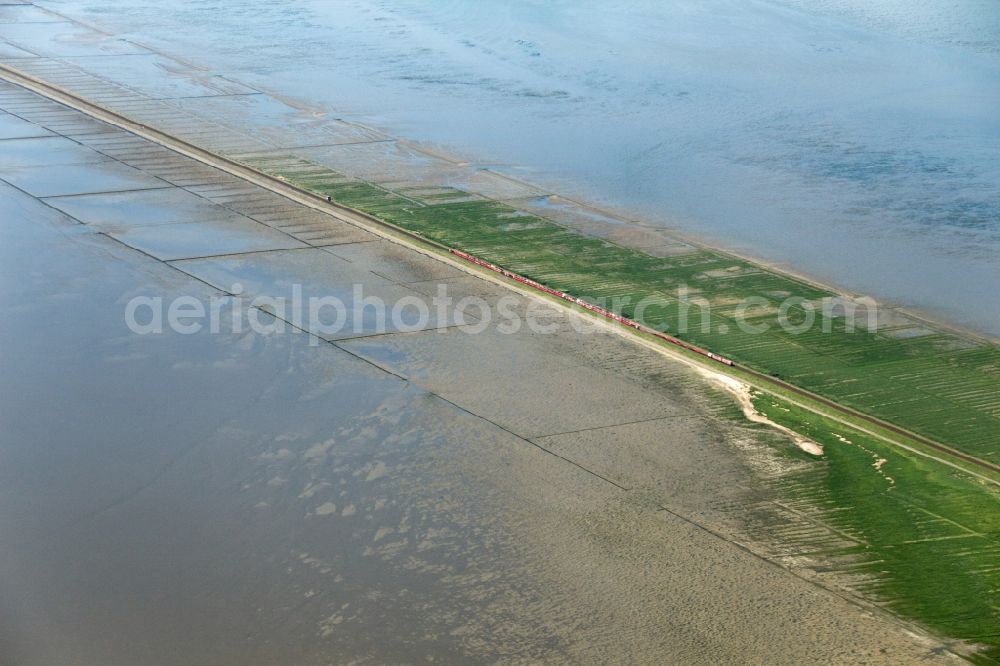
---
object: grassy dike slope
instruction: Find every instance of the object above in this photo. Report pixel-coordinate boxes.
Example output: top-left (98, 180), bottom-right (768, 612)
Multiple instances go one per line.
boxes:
top-left (238, 153), bottom-right (1000, 465)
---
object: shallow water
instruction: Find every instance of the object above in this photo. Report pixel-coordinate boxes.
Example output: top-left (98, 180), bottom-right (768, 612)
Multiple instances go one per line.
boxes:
top-left (39, 0), bottom-right (1000, 334)
top-left (1, 107), bottom-right (951, 662)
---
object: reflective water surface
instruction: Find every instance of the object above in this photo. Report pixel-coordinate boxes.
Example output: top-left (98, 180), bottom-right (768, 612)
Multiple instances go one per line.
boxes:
top-left (39, 0), bottom-right (1000, 334)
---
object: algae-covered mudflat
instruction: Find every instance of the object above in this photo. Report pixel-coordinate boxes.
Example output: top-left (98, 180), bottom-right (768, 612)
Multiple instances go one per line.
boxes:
top-left (751, 393), bottom-right (1000, 664)
top-left (238, 153), bottom-right (1000, 466)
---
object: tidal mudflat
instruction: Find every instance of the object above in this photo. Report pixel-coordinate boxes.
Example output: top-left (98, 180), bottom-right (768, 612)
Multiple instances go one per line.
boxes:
top-left (0, 81), bottom-right (966, 663)
top-left (2, 4), bottom-right (999, 663)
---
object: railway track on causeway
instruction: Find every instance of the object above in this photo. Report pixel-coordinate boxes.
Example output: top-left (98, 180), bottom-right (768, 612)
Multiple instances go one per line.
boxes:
top-left (4, 62), bottom-right (997, 483)
top-left (444, 248), bottom-right (1000, 480)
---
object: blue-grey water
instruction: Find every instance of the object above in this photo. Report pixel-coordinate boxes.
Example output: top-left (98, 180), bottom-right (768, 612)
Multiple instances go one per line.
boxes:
top-left (42, 0), bottom-right (1000, 335)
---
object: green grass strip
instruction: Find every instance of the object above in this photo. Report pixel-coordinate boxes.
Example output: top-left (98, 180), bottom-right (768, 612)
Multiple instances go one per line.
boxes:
top-left (239, 155), bottom-right (1000, 465)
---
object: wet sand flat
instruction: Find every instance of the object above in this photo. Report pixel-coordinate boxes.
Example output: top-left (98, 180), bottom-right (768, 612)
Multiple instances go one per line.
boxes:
top-left (0, 111), bottom-right (52, 139)
top-left (1, 161), bottom-right (165, 197)
top-left (0, 79), bottom-right (960, 664)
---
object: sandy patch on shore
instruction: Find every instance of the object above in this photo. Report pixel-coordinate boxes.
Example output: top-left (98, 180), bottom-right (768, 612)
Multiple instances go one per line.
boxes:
top-left (696, 368), bottom-right (824, 456)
